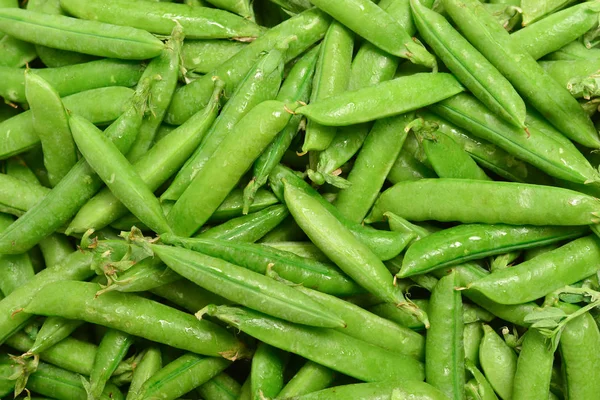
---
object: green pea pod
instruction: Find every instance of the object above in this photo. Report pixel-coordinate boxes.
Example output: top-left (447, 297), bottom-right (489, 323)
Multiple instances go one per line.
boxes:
top-left (479, 325), bottom-right (517, 400)
top-left (465, 360), bottom-right (499, 400)
top-left (182, 40), bottom-right (246, 75)
top-left (28, 316), bottom-right (84, 355)
top-left (367, 301), bottom-right (427, 331)
top-left (482, 3), bottom-right (522, 32)
top-left (150, 279), bottom-right (229, 314)
top-left (264, 0), bottom-right (311, 13)
top-left (66, 80), bottom-right (224, 234)
top-left (24, 280), bottom-right (247, 358)
top-left (0, 86), bottom-right (134, 159)
top-left (490, 251), bottom-right (520, 272)
top-left (160, 235), bottom-right (361, 296)
top-left (0, 35), bottom-right (37, 68)
top-left (399, 224), bottom-right (587, 277)
top-left (203, 305), bottom-right (425, 383)
top-left (0, 214), bottom-right (35, 298)
top-left (259, 217), bottom-right (308, 243)
top-left (277, 361), bottom-right (336, 398)
top-left (126, 347), bottom-right (162, 400)
top-left (166, 8), bottom-right (330, 125)
top-left (298, 73), bottom-right (464, 126)
top-left (464, 323), bottom-right (484, 369)
top-left (168, 101), bottom-right (297, 237)
top-left (162, 47), bottom-right (285, 202)
top-left (0, 8), bottom-right (163, 59)
top-left (512, 1), bottom-right (600, 61)
top-left (545, 39), bottom-right (600, 61)
top-left (521, 0), bottom-right (577, 26)
top-left (387, 148), bottom-right (437, 184)
top-left (442, 0), bottom-right (600, 149)
top-left (152, 244), bottom-right (345, 328)
top-left (469, 235), bottom-right (600, 305)
top-left (197, 205), bottom-right (289, 243)
top-left (197, 372), bottom-right (241, 400)
top-left (212, 188), bottom-right (280, 222)
top-left (367, 179), bottom-right (600, 226)
top-left (282, 380), bottom-right (448, 399)
top-left (302, 22), bottom-right (353, 152)
top-left (250, 343), bottom-right (288, 400)
top-left (539, 59), bottom-right (600, 100)
top-left (512, 329), bottom-right (553, 400)
top-left (205, 0), bottom-right (254, 19)
top-left (69, 114), bottom-right (172, 234)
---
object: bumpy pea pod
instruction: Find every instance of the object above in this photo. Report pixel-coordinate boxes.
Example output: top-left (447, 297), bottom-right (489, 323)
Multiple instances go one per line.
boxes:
top-left (366, 179), bottom-right (600, 226)
top-left (302, 21), bottom-right (353, 153)
top-left (479, 325), bottom-right (517, 400)
top-left (66, 81), bottom-right (224, 234)
top-left (539, 59), bottom-right (600, 100)
top-left (0, 215), bottom-right (35, 297)
top-left (251, 343), bottom-right (288, 400)
top-left (442, 0), bottom-right (600, 149)
top-left (182, 40), bottom-right (246, 75)
top-left (165, 8), bottom-right (330, 125)
top-left (521, 0), bottom-right (577, 26)
top-left (160, 235), bottom-right (362, 296)
top-left (283, 380), bottom-right (449, 399)
top-left (23, 281), bottom-right (247, 358)
top-left (512, 329), bottom-right (553, 400)
top-left (243, 45), bottom-right (319, 211)
top-left (412, 0), bottom-right (525, 128)
top-left (468, 235), bottom-right (600, 305)
top-left (69, 114), bottom-right (172, 235)
top-left (125, 347), bottom-right (162, 400)
top-left (277, 361), bottom-right (336, 398)
top-left (399, 224), bottom-right (587, 277)
top-left (512, 1), bottom-right (600, 61)
top-left (0, 8), bottom-right (163, 59)
top-left (426, 271), bottom-right (465, 399)
top-left (197, 372), bottom-right (241, 400)
top-left (151, 244), bottom-right (345, 328)
top-left (168, 101), bottom-right (297, 237)
top-left (162, 46), bottom-right (286, 202)
top-left (202, 305), bottom-right (425, 383)
top-left (60, 0), bottom-right (261, 39)
top-left (27, 317), bottom-right (84, 356)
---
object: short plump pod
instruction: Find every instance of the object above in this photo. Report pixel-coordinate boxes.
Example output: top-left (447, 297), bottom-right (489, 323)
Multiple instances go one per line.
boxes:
top-left (251, 343), bottom-right (287, 400)
top-left (297, 73), bottom-right (464, 126)
top-left (151, 244), bottom-right (346, 328)
top-left (166, 8), bottom-right (330, 124)
top-left (468, 235), bottom-right (600, 304)
top-left (89, 329), bottom-right (134, 400)
top-left (557, 302), bottom-right (600, 400)
top-left (280, 380), bottom-right (449, 399)
top-left (126, 347), bottom-right (162, 400)
top-left (399, 224), bottom-right (587, 277)
top-left (159, 234), bottom-right (363, 296)
top-left (366, 179), bottom-right (600, 226)
top-left (512, 329), bottom-right (553, 400)
top-left (411, 0), bottom-right (525, 128)
top-left (23, 281), bottom-right (247, 358)
top-left (0, 8), bottom-right (163, 59)
top-left (277, 361), bottom-right (336, 398)
top-left (202, 305), bottom-right (425, 383)
top-left (479, 325), bottom-right (517, 400)
top-left (60, 0), bottom-right (262, 39)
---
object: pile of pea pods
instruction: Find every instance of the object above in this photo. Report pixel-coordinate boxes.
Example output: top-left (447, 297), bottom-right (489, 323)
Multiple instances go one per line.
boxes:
top-left (3, 0), bottom-right (600, 398)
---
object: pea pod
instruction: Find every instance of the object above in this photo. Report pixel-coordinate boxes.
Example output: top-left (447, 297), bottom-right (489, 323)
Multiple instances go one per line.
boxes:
top-left (465, 360), bottom-right (499, 400)
top-left (464, 323), bottom-right (484, 369)
top-left (126, 347), bottom-right (162, 400)
top-left (387, 149), bottom-right (437, 184)
top-left (512, 329), bottom-right (553, 400)
top-left (521, 0), bottom-right (578, 26)
top-left (539, 59), bottom-right (600, 100)
top-left (150, 279), bottom-right (229, 314)
top-left (204, 0), bottom-right (254, 20)
top-left (479, 325), bottom-right (517, 400)
top-left (277, 361), bottom-right (336, 398)
top-left (28, 316), bottom-right (84, 355)
top-left (182, 40), bottom-right (246, 75)
top-left (202, 305), bottom-right (425, 383)
top-left (251, 343), bottom-right (288, 400)
top-left (0, 35), bottom-right (36, 68)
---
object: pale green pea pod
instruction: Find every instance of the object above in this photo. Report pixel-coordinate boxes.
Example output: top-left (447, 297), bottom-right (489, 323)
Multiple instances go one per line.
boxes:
top-left (539, 60), bottom-right (600, 100)
top-left (521, 0), bottom-right (578, 26)
top-left (465, 359), bottom-right (499, 400)
top-left (182, 40), bottom-right (246, 75)
top-left (0, 34), bottom-right (37, 68)
top-left (545, 39), bottom-right (600, 61)
top-left (204, 0), bottom-right (254, 20)
top-left (0, 173), bottom-right (49, 217)
top-left (251, 343), bottom-right (288, 400)
top-left (281, 380), bottom-right (449, 399)
top-left (482, 3), bottom-right (522, 31)
top-left (479, 325), bottom-right (517, 400)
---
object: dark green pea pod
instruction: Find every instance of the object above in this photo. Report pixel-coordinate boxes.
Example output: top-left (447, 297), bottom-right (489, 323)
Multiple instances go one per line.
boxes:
top-left (521, 0), bottom-right (578, 26)
top-left (512, 329), bottom-right (553, 400)
top-left (197, 372), bottom-right (241, 400)
top-left (479, 325), bottom-right (517, 400)
top-left (482, 3), bottom-right (522, 32)
top-left (469, 235), bottom-right (600, 305)
top-left (264, 0), bottom-right (311, 13)
top-left (251, 343), bottom-right (288, 400)
top-left (182, 40), bottom-right (246, 75)
top-left (399, 224), bottom-right (587, 277)
top-left (150, 279), bottom-right (229, 314)
top-left (196, 205), bottom-right (289, 243)
top-left (152, 244), bottom-right (346, 328)
top-left (412, 0), bottom-right (526, 128)
top-left (28, 316), bottom-right (84, 355)
top-left (159, 235), bottom-right (363, 296)
top-left (277, 361), bottom-right (336, 398)
top-left (202, 305), bottom-right (425, 383)
top-left (539, 59), bottom-right (600, 99)
top-left (281, 380), bottom-right (449, 399)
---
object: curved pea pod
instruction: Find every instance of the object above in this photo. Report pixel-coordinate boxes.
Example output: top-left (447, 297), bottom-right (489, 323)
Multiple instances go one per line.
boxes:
top-left (0, 173), bottom-right (49, 217)
top-left (23, 280), bottom-right (247, 358)
top-left (166, 8), bottom-right (330, 125)
top-left (0, 86), bottom-right (134, 160)
top-left (399, 224), bottom-right (587, 277)
top-left (150, 279), bottom-right (229, 314)
top-left (152, 244), bottom-right (346, 328)
top-left (204, 0), bottom-right (254, 20)
top-left (126, 347), bottom-right (162, 400)
top-left (511, 1), bottom-right (600, 60)
top-left (281, 380), bottom-right (449, 399)
top-left (557, 302), bottom-right (600, 400)
top-left (539, 59), bottom-right (600, 100)
top-left (366, 179), bottom-right (600, 226)
top-left (197, 372), bottom-right (241, 400)
top-left (297, 73), bottom-right (464, 126)
top-left (251, 343), bottom-right (288, 400)
top-left (159, 235), bottom-right (363, 296)
top-left (468, 235), bottom-right (600, 305)
top-left (88, 329), bottom-right (134, 400)
top-left (545, 39), bottom-right (600, 61)
top-left (464, 323), bottom-right (484, 369)
top-left (28, 316), bottom-right (84, 355)
top-left (512, 329), bottom-right (553, 400)
top-left (479, 325), bottom-right (517, 400)
top-left (0, 35), bottom-right (36, 68)
top-left (277, 361), bottom-right (336, 398)
top-left (182, 40), bottom-right (246, 75)
top-left (202, 305), bottom-right (425, 383)
top-left (0, 8), bottom-right (163, 59)
top-left (61, 0), bottom-right (261, 39)
top-left (465, 360), bottom-right (499, 400)
top-left (412, 0), bottom-right (525, 128)
top-left (521, 0), bottom-right (578, 26)
top-left (387, 149), bottom-right (437, 184)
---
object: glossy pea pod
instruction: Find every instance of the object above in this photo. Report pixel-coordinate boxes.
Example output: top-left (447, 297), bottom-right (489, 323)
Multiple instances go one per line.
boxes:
top-left (387, 147), bottom-right (437, 184)
top-left (165, 8), bottom-right (330, 125)
top-left (60, 0), bottom-right (261, 39)
top-left (0, 214), bottom-right (35, 297)
top-left (302, 21), bottom-right (353, 153)
top-left (203, 305), bottom-right (425, 383)
top-left (243, 45), bottom-right (319, 211)
top-left (160, 235), bottom-right (362, 296)
top-left (150, 279), bottom-right (229, 314)
top-left (0, 8), bottom-right (163, 59)
top-left (168, 101), bottom-right (297, 237)
top-left (297, 73), bottom-right (464, 126)
top-left (23, 280), bottom-right (247, 358)
top-left (512, 329), bottom-right (553, 400)
top-left (251, 343), bottom-right (288, 400)
top-left (479, 325), bottom-right (517, 400)
top-left (469, 235), bottom-right (600, 305)
top-left (366, 179), bottom-right (600, 226)
top-left (204, 0), bottom-right (254, 20)
top-left (464, 322), bottom-right (484, 369)
top-left (277, 361), bottom-right (336, 398)
top-left (465, 359), bottom-right (499, 400)
top-left (69, 114), bottom-right (172, 235)
top-left (162, 46), bottom-right (286, 202)
top-left (521, 0), bottom-right (578, 26)
top-left (66, 80), bottom-right (225, 234)
top-left (151, 244), bottom-right (345, 328)
top-left (181, 40), bottom-right (246, 75)
top-left (545, 39), bottom-right (600, 61)
top-left (126, 347), bottom-right (162, 400)
top-left (398, 224), bottom-right (587, 277)
top-left (539, 59), bottom-right (600, 100)
top-left (442, 0), bottom-right (600, 149)
top-left (197, 372), bottom-right (241, 400)
top-left (27, 316), bottom-right (84, 356)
